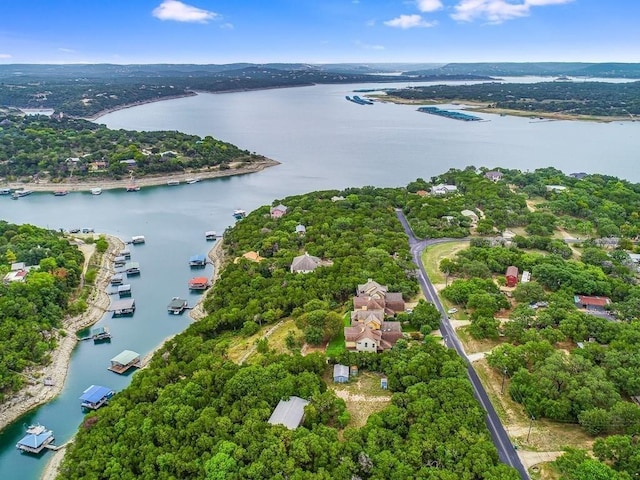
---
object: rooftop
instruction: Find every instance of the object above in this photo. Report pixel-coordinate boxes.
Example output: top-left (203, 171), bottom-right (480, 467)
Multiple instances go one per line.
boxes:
top-left (268, 396), bottom-right (309, 430)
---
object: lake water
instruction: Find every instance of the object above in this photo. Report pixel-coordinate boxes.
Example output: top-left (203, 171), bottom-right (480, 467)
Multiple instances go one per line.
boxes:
top-left (1, 81), bottom-right (639, 479)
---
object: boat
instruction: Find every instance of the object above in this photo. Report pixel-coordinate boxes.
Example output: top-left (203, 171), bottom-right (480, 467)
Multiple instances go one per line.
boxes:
top-left (53, 190), bottom-right (69, 196)
top-left (233, 209), bottom-right (247, 220)
top-left (125, 185), bottom-right (140, 192)
top-left (417, 106), bottom-right (481, 122)
top-left (12, 189), bottom-right (33, 199)
top-left (167, 297), bottom-right (188, 315)
top-left (91, 187), bottom-right (102, 195)
top-left (131, 235), bottom-right (145, 245)
top-left (16, 424), bottom-right (55, 454)
top-left (205, 231), bottom-right (217, 241)
top-left (167, 180), bottom-right (180, 186)
top-left (186, 178), bottom-right (201, 184)
top-left (0, 188), bottom-right (11, 195)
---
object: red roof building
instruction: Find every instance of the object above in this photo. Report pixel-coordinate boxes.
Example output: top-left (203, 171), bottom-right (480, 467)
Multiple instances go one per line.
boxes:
top-left (505, 266), bottom-right (518, 287)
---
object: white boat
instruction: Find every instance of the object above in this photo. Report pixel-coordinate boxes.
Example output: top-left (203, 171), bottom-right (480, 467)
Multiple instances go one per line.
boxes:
top-left (91, 188), bottom-right (102, 195)
top-left (233, 209), bottom-right (247, 219)
top-left (186, 178), bottom-right (201, 184)
top-left (13, 189), bottom-right (33, 198)
top-left (167, 180), bottom-right (180, 186)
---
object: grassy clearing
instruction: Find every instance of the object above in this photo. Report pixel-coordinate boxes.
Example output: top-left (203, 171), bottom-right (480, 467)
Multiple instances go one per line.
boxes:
top-left (456, 326), bottom-right (503, 354)
top-left (328, 371), bottom-right (392, 429)
top-left (326, 312), bottom-right (350, 357)
top-left (421, 240), bottom-right (470, 284)
top-left (227, 318), bottom-right (297, 364)
top-left (473, 359), bottom-right (594, 452)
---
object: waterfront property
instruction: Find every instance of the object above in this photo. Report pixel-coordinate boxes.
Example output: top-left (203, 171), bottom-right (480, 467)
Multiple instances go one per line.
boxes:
top-left (268, 396), bottom-right (309, 430)
top-left (124, 261), bottom-right (140, 275)
top-left (110, 298), bottom-right (136, 316)
top-left (79, 385), bottom-right (114, 410)
top-left (117, 284), bottom-right (132, 297)
top-left (15, 424), bottom-right (55, 454)
top-left (167, 297), bottom-right (188, 315)
top-left (108, 350), bottom-right (141, 374)
top-left (189, 254), bottom-right (207, 267)
top-left (188, 276), bottom-right (211, 290)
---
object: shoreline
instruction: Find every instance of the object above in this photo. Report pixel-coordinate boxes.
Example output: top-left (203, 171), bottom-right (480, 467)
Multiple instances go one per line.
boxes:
top-left (0, 234), bottom-right (124, 433)
top-left (3, 158), bottom-right (280, 193)
top-left (374, 95), bottom-right (636, 123)
top-left (41, 238), bottom-right (226, 480)
top-left (82, 92), bottom-right (198, 121)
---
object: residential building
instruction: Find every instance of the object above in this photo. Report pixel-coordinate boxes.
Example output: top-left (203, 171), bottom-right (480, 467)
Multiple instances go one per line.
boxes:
top-left (485, 170), bottom-right (504, 182)
top-left (290, 252), bottom-right (321, 273)
top-left (574, 295), bottom-right (611, 312)
top-left (505, 266), bottom-right (519, 287)
top-left (270, 204), bottom-right (288, 219)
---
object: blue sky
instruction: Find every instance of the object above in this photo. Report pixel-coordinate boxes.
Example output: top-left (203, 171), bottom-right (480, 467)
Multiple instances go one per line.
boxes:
top-left (1, 0), bottom-right (638, 64)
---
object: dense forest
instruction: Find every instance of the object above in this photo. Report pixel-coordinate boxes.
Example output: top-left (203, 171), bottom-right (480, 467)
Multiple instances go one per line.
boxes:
top-left (0, 221), bottom-right (83, 400)
top-left (57, 186), bottom-right (518, 479)
top-left (0, 113), bottom-right (262, 180)
top-left (386, 81), bottom-right (640, 117)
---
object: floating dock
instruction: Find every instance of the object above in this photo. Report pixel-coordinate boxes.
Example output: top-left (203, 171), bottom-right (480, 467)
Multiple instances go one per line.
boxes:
top-left (109, 298), bottom-right (136, 316)
top-left (189, 276), bottom-right (211, 291)
top-left (117, 284), bottom-right (132, 297)
top-left (205, 231), bottom-right (217, 241)
top-left (113, 255), bottom-right (127, 268)
top-left (119, 248), bottom-right (131, 259)
top-left (346, 95), bottom-right (374, 105)
top-left (124, 261), bottom-right (140, 275)
top-left (108, 350), bottom-right (141, 374)
top-left (80, 385), bottom-right (115, 410)
top-left (417, 106), bottom-right (481, 121)
top-left (189, 254), bottom-right (207, 267)
top-left (167, 297), bottom-right (188, 315)
top-left (90, 326), bottom-right (112, 343)
top-left (131, 235), bottom-right (145, 245)
top-left (16, 424), bottom-right (55, 454)
top-left (110, 273), bottom-right (124, 286)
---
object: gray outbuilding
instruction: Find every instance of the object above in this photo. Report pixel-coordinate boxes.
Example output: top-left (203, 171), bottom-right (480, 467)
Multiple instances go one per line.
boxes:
top-left (268, 396), bottom-right (309, 430)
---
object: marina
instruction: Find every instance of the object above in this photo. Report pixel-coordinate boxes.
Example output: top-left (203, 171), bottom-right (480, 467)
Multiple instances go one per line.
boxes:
top-left (79, 385), bottom-right (114, 410)
top-left (108, 350), bottom-right (141, 374)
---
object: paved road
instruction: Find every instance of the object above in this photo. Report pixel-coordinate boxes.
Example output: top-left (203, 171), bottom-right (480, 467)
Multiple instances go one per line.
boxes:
top-left (395, 209), bottom-right (529, 480)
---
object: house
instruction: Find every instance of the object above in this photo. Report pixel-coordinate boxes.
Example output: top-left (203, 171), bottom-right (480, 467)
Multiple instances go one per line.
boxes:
top-left (270, 204), bottom-right (288, 219)
top-left (89, 161), bottom-right (108, 172)
top-left (3, 269), bottom-right (28, 284)
top-left (485, 170), bottom-right (504, 182)
top-left (119, 159), bottom-right (137, 169)
top-left (355, 279), bottom-right (405, 315)
top-left (333, 364), bottom-right (349, 383)
top-left (431, 184), bottom-right (458, 195)
top-left (505, 266), bottom-right (519, 287)
top-left (268, 396), bottom-right (309, 430)
top-left (235, 251), bottom-right (263, 263)
top-left (570, 172), bottom-right (588, 179)
top-left (290, 252), bottom-right (321, 273)
top-left (295, 224), bottom-right (306, 235)
top-left (574, 295), bottom-right (611, 312)
top-left (344, 322), bottom-right (403, 353)
top-left (546, 185), bottom-right (567, 193)
top-left (357, 279), bottom-right (388, 298)
top-left (351, 309), bottom-right (385, 330)
top-left (11, 262), bottom-right (26, 271)
top-left (331, 196), bottom-right (344, 202)
top-left (521, 271), bottom-right (531, 283)
top-left (461, 209), bottom-right (479, 225)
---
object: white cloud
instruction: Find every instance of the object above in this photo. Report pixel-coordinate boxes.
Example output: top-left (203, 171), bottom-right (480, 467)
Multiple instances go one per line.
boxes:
top-left (58, 48), bottom-right (76, 53)
top-left (152, 0), bottom-right (218, 23)
top-left (384, 14), bottom-right (437, 29)
top-left (416, 0), bottom-right (443, 12)
top-left (356, 40), bottom-right (385, 50)
top-left (0, 53), bottom-right (12, 59)
top-left (452, 0), bottom-right (574, 23)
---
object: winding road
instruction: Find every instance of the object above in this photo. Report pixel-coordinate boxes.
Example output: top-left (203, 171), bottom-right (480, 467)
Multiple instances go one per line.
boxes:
top-left (395, 209), bottom-right (529, 480)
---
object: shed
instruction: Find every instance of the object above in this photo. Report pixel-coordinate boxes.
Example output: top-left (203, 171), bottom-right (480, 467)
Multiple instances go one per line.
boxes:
top-left (381, 377), bottom-right (388, 390)
top-left (268, 396), bottom-right (309, 430)
top-left (350, 365), bottom-right (359, 377)
top-left (574, 295), bottom-right (611, 312)
top-left (521, 271), bottom-right (531, 283)
top-left (333, 364), bottom-right (349, 383)
top-left (295, 224), bottom-right (306, 235)
top-left (505, 266), bottom-right (519, 287)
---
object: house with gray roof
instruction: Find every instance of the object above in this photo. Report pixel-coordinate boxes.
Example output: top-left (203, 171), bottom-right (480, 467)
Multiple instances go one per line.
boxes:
top-left (290, 252), bottom-right (321, 273)
top-left (268, 396), bottom-right (309, 429)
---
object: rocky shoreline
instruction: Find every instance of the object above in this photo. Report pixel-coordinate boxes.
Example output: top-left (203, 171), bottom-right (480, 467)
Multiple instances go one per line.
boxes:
top-left (4, 158), bottom-right (280, 193)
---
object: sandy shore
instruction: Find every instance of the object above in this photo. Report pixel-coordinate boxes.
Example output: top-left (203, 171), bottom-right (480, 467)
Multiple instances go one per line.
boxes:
top-left (4, 158), bottom-right (280, 193)
top-left (41, 238), bottom-right (226, 479)
top-left (0, 235), bottom-right (123, 433)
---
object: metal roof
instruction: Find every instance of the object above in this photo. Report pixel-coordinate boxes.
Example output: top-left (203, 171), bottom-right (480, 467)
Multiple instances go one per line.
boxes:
top-left (79, 385), bottom-right (113, 404)
top-left (111, 350), bottom-right (139, 365)
top-left (333, 364), bottom-right (349, 379)
top-left (168, 298), bottom-right (187, 309)
top-left (189, 254), bottom-right (206, 262)
top-left (17, 427), bottom-right (53, 448)
top-left (109, 298), bottom-right (135, 310)
top-left (268, 396), bottom-right (309, 430)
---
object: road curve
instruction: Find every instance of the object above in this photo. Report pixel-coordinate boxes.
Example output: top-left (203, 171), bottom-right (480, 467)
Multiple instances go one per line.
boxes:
top-left (395, 209), bottom-right (529, 480)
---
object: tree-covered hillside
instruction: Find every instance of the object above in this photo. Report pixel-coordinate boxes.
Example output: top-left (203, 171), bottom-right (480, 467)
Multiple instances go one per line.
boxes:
top-left (0, 222), bottom-right (83, 400)
top-left (0, 113), bottom-right (262, 181)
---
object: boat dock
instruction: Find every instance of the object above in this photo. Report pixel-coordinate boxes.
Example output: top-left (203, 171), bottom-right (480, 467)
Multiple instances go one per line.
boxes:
top-left (117, 284), bottom-right (132, 297)
top-left (417, 106), bottom-right (482, 121)
top-left (108, 350), bottom-right (141, 374)
top-left (109, 298), bottom-right (136, 316)
top-left (346, 95), bottom-right (374, 105)
top-left (189, 276), bottom-right (211, 291)
top-left (79, 385), bottom-right (115, 410)
top-left (119, 248), bottom-right (131, 259)
top-left (205, 231), bottom-right (218, 241)
top-left (113, 255), bottom-right (127, 268)
top-left (110, 273), bottom-right (124, 286)
top-left (124, 261), bottom-right (140, 275)
top-left (189, 254), bottom-right (207, 267)
top-left (16, 424), bottom-right (55, 454)
top-left (167, 297), bottom-right (188, 315)
top-left (90, 326), bottom-right (112, 343)
top-left (130, 235), bottom-right (145, 245)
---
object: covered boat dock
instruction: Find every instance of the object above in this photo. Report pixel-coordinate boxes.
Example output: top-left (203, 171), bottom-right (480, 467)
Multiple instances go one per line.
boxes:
top-left (189, 254), bottom-right (207, 267)
top-left (80, 384), bottom-right (115, 410)
top-left (108, 350), bottom-right (141, 374)
top-left (189, 276), bottom-right (211, 290)
top-left (167, 297), bottom-right (188, 314)
top-left (16, 424), bottom-right (55, 454)
top-left (110, 298), bottom-right (136, 316)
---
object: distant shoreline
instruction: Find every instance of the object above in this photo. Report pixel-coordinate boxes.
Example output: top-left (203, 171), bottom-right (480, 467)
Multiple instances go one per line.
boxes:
top-left (3, 158), bottom-right (281, 193)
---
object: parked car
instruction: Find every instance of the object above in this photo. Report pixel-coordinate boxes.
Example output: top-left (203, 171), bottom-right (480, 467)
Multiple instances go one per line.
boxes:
top-left (447, 308), bottom-right (458, 314)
